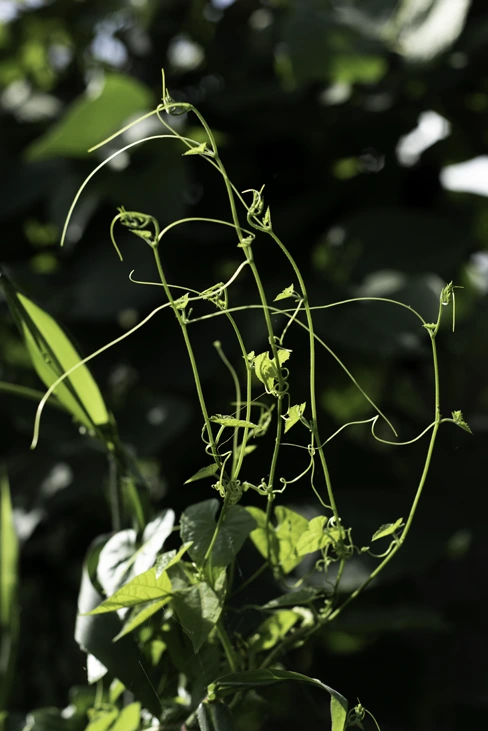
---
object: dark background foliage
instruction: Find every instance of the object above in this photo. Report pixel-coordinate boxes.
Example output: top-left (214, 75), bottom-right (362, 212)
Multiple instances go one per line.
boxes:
top-left (1, 1), bottom-right (487, 729)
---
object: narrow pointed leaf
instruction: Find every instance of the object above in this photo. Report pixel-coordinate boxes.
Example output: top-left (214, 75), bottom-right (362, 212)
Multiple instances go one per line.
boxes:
top-left (0, 472), bottom-right (19, 709)
top-left (185, 464), bottom-right (220, 484)
top-left (86, 568), bottom-right (172, 615)
top-left (372, 518), bottom-right (403, 542)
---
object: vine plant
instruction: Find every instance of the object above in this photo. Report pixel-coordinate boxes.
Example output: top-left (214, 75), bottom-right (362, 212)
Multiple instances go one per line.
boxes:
top-left (0, 72), bottom-right (471, 731)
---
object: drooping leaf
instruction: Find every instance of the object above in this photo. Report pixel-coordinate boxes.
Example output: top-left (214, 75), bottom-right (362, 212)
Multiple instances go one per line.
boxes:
top-left (246, 505), bottom-right (308, 574)
top-left (185, 464), bottom-right (220, 484)
top-left (97, 510), bottom-right (175, 597)
top-left (274, 284), bottom-right (295, 302)
top-left (26, 74), bottom-right (153, 160)
top-left (172, 582), bottom-right (223, 652)
top-left (180, 500), bottom-right (256, 571)
top-left (0, 270), bottom-right (109, 432)
top-left (372, 518), bottom-right (404, 542)
top-left (75, 538), bottom-right (161, 716)
top-left (86, 568), bottom-right (172, 615)
top-left (208, 669), bottom-right (348, 730)
top-left (248, 610), bottom-right (300, 653)
top-left (282, 402), bottom-right (306, 433)
top-left (183, 142), bottom-right (208, 156)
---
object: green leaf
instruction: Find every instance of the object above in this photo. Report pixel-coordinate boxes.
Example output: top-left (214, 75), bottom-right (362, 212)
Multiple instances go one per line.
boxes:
top-left (372, 518), bottom-right (404, 542)
top-left (296, 516), bottom-right (345, 556)
top-left (451, 410), bottom-right (472, 434)
top-left (75, 538), bottom-right (161, 716)
top-left (209, 416), bottom-right (259, 429)
top-left (0, 271), bottom-right (109, 432)
top-left (183, 142), bottom-right (208, 156)
top-left (172, 582), bottom-right (223, 652)
top-left (251, 350), bottom-right (291, 393)
top-left (209, 669), bottom-right (348, 729)
top-left (274, 284), bottom-right (295, 302)
top-left (155, 543), bottom-right (193, 578)
top-left (246, 506), bottom-right (308, 574)
top-left (0, 472), bottom-right (19, 709)
top-left (282, 402), bottom-right (306, 433)
top-left (26, 74), bottom-right (153, 160)
top-left (85, 709), bottom-right (119, 731)
top-left (113, 597), bottom-right (171, 641)
top-left (110, 703), bottom-right (140, 731)
top-left (180, 500), bottom-right (256, 571)
top-left (185, 464), bottom-right (220, 484)
top-left (87, 567), bottom-right (171, 615)
top-left (248, 610), bottom-right (300, 653)
top-left (262, 587), bottom-right (319, 609)
top-left (97, 510), bottom-right (175, 597)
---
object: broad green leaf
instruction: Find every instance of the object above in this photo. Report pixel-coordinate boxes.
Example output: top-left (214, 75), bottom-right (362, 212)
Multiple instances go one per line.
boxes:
top-left (97, 510), bottom-right (175, 597)
top-left (185, 464), bottom-right (220, 484)
top-left (209, 669), bottom-right (348, 728)
top-left (248, 610), bottom-right (300, 653)
top-left (85, 709), bottom-right (118, 731)
top-left (110, 703), bottom-right (140, 731)
top-left (172, 582), bottom-right (223, 652)
top-left (262, 587), bottom-right (319, 609)
top-left (27, 74), bottom-right (153, 160)
top-left (113, 597), bottom-right (171, 641)
top-left (296, 516), bottom-right (345, 556)
top-left (155, 543), bottom-right (193, 578)
top-left (252, 350), bottom-right (291, 393)
top-left (0, 272), bottom-right (109, 431)
top-left (0, 473), bottom-right (19, 709)
top-left (246, 505), bottom-right (308, 574)
top-left (372, 518), bottom-right (404, 542)
top-left (86, 568), bottom-right (171, 614)
top-left (209, 416), bottom-right (259, 429)
top-left (75, 538), bottom-right (161, 716)
top-left (274, 284), bottom-right (295, 302)
top-left (282, 402), bottom-right (306, 433)
top-left (180, 500), bottom-right (256, 571)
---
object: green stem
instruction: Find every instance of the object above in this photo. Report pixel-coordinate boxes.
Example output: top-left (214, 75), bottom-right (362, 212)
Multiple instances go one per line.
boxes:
top-left (152, 246), bottom-right (220, 465)
top-left (216, 620), bottom-right (238, 673)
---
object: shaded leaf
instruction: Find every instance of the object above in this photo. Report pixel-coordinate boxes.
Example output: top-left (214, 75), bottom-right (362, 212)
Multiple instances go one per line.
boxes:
top-left (27, 74), bottom-right (153, 160)
top-left (172, 582), bottom-right (223, 652)
top-left (262, 587), bottom-right (319, 609)
top-left (180, 500), bottom-right (255, 571)
top-left (185, 464), bottom-right (220, 484)
top-left (155, 543), bottom-right (193, 578)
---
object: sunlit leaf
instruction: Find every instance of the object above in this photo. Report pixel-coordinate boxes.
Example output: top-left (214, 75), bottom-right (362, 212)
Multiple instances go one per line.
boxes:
top-left (372, 518), bottom-right (404, 542)
top-left (97, 510), bottom-right (175, 597)
top-left (110, 702), bottom-right (140, 731)
top-left (86, 568), bottom-right (171, 615)
top-left (296, 516), bottom-right (345, 556)
top-left (274, 284), bottom-right (295, 301)
top-left (248, 610), bottom-right (300, 653)
top-left (183, 142), bottom-right (207, 156)
top-left (251, 350), bottom-right (291, 393)
top-left (282, 402), bottom-right (306, 433)
top-left (0, 271), bottom-right (109, 432)
top-left (155, 543), bottom-right (193, 578)
top-left (246, 506), bottom-right (308, 574)
top-left (209, 416), bottom-right (259, 428)
top-left (113, 597), bottom-right (171, 641)
top-left (0, 472), bottom-right (18, 708)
